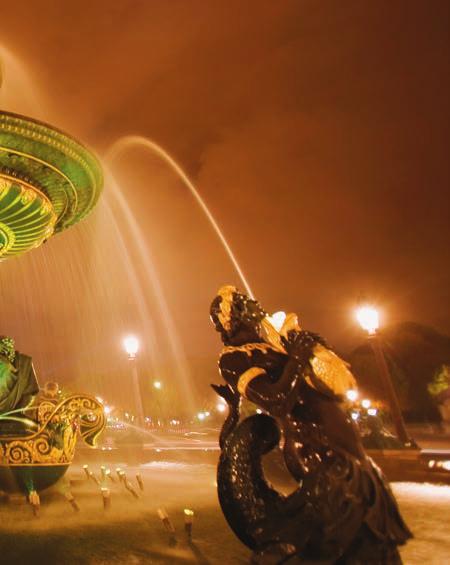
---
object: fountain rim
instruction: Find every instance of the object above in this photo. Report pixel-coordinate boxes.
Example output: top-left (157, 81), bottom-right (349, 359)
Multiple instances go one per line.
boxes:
top-left (0, 109), bottom-right (103, 237)
top-left (0, 109), bottom-right (101, 160)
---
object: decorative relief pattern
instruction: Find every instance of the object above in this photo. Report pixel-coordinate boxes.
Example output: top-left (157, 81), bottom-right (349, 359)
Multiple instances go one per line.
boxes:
top-left (0, 395), bottom-right (105, 466)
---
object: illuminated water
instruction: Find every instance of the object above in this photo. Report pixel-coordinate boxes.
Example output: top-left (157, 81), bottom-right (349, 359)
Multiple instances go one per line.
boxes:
top-left (0, 46), bottom-right (198, 418)
top-left (106, 136), bottom-right (254, 298)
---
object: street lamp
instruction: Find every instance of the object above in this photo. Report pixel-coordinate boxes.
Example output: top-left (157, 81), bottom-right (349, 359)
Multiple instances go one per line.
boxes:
top-left (124, 336), bottom-right (139, 360)
top-left (123, 335), bottom-right (145, 428)
top-left (355, 306), bottom-right (411, 444)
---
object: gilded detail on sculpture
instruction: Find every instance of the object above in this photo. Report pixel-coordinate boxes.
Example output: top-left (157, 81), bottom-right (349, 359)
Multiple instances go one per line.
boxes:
top-left (0, 395), bottom-right (105, 467)
top-left (0, 110), bottom-right (103, 259)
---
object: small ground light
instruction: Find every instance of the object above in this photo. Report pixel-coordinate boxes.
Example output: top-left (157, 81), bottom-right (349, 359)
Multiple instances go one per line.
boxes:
top-left (184, 509), bottom-right (194, 539)
top-left (105, 469), bottom-right (115, 483)
top-left (101, 487), bottom-right (111, 510)
top-left (125, 480), bottom-right (139, 499)
top-left (351, 412), bottom-right (359, 421)
top-left (89, 471), bottom-right (101, 486)
top-left (64, 491), bottom-right (80, 512)
top-left (197, 412), bottom-right (205, 421)
top-left (154, 381), bottom-right (162, 389)
top-left (361, 399), bottom-right (371, 409)
top-left (367, 408), bottom-right (378, 416)
top-left (346, 390), bottom-right (358, 402)
top-left (157, 508), bottom-right (176, 534)
top-left (29, 490), bottom-right (40, 517)
top-left (136, 472), bottom-right (144, 491)
top-left (217, 403), bottom-right (226, 412)
top-left (256, 409), bottom-right (263, 414)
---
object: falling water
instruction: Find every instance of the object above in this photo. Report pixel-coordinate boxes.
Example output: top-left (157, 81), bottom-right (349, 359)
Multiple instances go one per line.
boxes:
top-left (0, 47), bottom-right (198, 417)
top-left (106, 136), bottom-right (254, 298)
top-left (103, 169), bottom-right (196, 414)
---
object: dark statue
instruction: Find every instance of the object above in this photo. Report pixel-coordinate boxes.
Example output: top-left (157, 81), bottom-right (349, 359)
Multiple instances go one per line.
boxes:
top-left (211, 286), bottom-right (412, 564)
top-left (0, 335), bottom-right (39, 416)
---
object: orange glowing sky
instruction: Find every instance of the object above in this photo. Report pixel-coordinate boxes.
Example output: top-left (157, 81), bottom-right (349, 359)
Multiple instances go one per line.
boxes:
top-left (0, 1), bottom-right (448, 407)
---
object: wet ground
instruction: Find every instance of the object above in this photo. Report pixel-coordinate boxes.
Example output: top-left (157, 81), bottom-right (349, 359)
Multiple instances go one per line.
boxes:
top-left (0, 459), bottom-right (449, 564)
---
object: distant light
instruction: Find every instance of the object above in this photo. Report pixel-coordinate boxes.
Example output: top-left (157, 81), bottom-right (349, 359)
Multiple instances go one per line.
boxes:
top-left (441, 461), bottom-right (450, 471)
top-left (197, 412), bottom-right (205, 421)
top-left (361, 399), bottom-right (371, 409)
top-left (346, 389), bottom-right (358, 402)
top-left (351, 412), bottom-right (359, 421)
top-left (367, 408), bottom-right (378, 416)
top-left (205, 411), bottom-right (210, 417)
top-left (256, 409), bottom-right (262, 414)
top-left (268, 311), bottom-right (286, 332)
top-left (96, 396), bottom-right (104, 404)
top-left (104, 405), bottom-right (112, 415)
top-left (216, 403), bottom-right (226, 413)
top-left (153, 381), bottom-right (162, 389)
top-left (356, 306), bottom-right (379, 335)
top-left (123, 335), bottom-right (139, 359)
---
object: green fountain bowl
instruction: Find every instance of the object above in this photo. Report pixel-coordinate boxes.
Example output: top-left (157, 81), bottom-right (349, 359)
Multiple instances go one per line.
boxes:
top-left (0, 110), bottom-right (103, 259)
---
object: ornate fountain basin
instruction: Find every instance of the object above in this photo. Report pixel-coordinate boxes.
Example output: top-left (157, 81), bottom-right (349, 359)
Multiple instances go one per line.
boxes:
top-left (0, 111), bottom-right (103, 259)
top-left (0, 394), bottom-right (105, 494)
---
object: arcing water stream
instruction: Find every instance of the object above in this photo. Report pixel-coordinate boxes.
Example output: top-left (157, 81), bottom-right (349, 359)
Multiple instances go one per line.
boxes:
top-left (0, 45), bottom-right (252, 421)
top-left (106, 136), bottom-right (254, 299)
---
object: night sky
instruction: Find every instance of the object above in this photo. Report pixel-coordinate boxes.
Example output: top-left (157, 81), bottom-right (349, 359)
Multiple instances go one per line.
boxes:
top-left (0, 1), bottom-right (449, 408)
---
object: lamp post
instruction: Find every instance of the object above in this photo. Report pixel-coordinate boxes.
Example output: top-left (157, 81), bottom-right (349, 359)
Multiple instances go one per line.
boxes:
top-left (356, 306), bottom-right (411, 444)
top-left (123, 335), bottom-right (145, 428)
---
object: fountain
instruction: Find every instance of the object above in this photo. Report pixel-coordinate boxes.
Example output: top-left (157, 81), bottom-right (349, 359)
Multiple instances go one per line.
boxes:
top-left (0, 82), bottom-right (106, 500)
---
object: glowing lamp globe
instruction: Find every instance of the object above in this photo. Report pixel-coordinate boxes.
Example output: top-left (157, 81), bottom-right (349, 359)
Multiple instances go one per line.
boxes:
top-left (0, 111), bottom-right (103, 260)
top-left (123, 335), bottom-right (139, 359)
top-left (268, 311), bottom-right (287, 332)
top-left (356, 306), bottom-right (379, 335)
